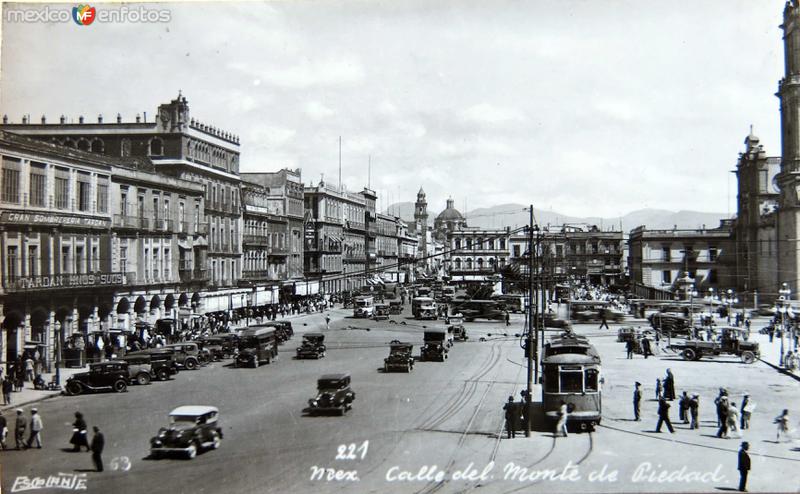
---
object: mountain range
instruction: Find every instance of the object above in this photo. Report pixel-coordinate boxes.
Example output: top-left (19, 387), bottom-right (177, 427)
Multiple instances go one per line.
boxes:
top-left (382, 202), bottom-right (731, 232)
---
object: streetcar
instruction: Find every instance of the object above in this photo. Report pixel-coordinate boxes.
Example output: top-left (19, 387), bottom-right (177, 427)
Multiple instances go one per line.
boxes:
top-left (541, 332), bottom-right (602, 431)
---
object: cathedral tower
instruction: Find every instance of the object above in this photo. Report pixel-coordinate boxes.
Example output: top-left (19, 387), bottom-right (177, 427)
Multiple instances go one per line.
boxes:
top-left (414, 187), bottom-right (428, 262)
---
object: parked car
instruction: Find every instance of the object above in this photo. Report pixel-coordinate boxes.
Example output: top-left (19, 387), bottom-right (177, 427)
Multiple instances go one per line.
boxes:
top-left (116, 356), bottom-right (154, 385)
top-left (384, 342), bottom-right (414, 372)
top-left (126, 349), bottom-right (180, 381)
top-left (306, 374), bottom-right (356, 416)
top-left (162, 342), bottom-right (204, 370)
top-left (296, 333), bottom-right (326, 359)
top-left (65, 362), bottom-right (130, 395)
top-left (199, 334), bottom-right (239, 360)
top-left (150, 406), bottom-right (223, 459)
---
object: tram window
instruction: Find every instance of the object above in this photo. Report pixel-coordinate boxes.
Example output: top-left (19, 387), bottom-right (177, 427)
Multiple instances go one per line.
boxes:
top-left (560, 371), bottom-right (583, 393)
top-left (585, 368), bottom-right (599, 391)
top-left (544, 368), bottom-right (559, 393)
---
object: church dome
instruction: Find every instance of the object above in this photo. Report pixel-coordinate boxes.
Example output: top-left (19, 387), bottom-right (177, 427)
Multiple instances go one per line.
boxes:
top-left (436, 198), bottom-right (464, 222)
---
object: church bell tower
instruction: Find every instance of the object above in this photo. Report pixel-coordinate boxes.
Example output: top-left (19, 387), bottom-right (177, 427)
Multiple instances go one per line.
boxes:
top-left (414, 187), bottom-right (428, 263)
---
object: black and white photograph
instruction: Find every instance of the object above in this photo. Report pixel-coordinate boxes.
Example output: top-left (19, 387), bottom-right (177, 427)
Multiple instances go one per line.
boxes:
top-left (0, 0), bottom-right (798, 492)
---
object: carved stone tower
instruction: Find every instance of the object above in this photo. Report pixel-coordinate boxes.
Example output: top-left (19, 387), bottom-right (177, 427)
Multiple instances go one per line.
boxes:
top-left (777, 0), bottom-right (800, 292)
top-left (414, 187), bottom-right (428, 261)
top-left (156, 91), bottom-right (190, 133)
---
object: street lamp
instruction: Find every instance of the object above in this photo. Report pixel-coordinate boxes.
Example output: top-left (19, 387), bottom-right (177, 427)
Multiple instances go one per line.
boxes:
top-left (722, 289), bottom-right (738, 324)
top-left (676, 272), bottom-right (695, 343)
top-left (54, 321), bottom-right (62, 386)
top-left (777, 283), bottom-right (791, 367)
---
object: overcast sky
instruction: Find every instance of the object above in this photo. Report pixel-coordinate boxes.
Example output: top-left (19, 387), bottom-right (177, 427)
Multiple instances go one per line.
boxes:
top-left (0, 0), bottom-right (786, 217)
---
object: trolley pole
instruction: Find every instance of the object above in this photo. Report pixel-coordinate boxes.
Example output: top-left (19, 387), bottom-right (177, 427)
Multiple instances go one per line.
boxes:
top-left (525, 205), bottom-right (535, 438)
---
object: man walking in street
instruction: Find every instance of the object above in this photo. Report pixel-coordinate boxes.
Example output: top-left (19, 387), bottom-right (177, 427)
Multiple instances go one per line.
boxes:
top-left (655, 397), bottom-right (675, 433)
top-left (626, 339), bottom-right (634, 359)
top-left (504, 310), bottom-right (510, 327)
top-left (325, 314), bottom-right (331, 331)
top-left (741, 394), bottom-right (754, 430)
top-left (716, 393), bottom-right (730, 439)
top-left (738, 441), bottom-right (751, 492)
top-left (598, 309), bottom-right (609, 330)
top-left (556, 401), bottom-right (569, 437)
top-left (3, 376), bottom-right (12, 405)
top-left (689, 394), bottom-right (700, 430)
top-left (14, 409), bottom-right (26, 450)
top-left (633, 382), bottom-right (642, 421)
top-left (641, 337), bottom-right (652, 359)
top-left (679, 391), bottom-right (689, 424)
top-left (27, 408), bottom-right (43, 448)
top-left (663, 369), bottom-right (676, 401)
top-left (91, 426), bottom-right (104, 472)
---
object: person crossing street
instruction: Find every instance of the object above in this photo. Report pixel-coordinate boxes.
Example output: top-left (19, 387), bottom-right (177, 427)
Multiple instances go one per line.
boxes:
top-left (633, 382), bottom-right (642, 421)
top-left (655, 397), bottom-right (675, 433)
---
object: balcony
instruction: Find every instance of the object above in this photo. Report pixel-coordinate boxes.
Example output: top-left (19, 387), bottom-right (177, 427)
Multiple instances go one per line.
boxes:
top-left (152, 218), bottom-right (174, 233)
top-left (114, 215), bottom-right (147, 230)
top-left (194, 222), bottom-right (209, 235)
top-left (243, 234), bottom-right (270, 246)
top-left (205, 201), bottom-right (240, 215)
top-left (269, 246), bottom-right (290, 256)
top-left (343, 254), bottom-right (366, 263)
top-left (345, 220), bottom-right (366, 231)
top-left (2, 272), bottom-right (132, 292)
top-left (305, 241), bottom-right (342, 253)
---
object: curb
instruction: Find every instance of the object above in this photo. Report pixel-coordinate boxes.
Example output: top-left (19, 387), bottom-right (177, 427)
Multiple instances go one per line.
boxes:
top-left (0, 391), bottom-right (64, 414)
top-left (758, 358), bottom-right (800, 383)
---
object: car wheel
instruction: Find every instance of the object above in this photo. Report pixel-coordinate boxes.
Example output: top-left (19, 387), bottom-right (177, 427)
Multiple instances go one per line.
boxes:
top-left (157, 369), bottom-right (169, 381)
top-left (682, 348), bottom-right (696, 361)
top-left (253, 360), bottom-right (259, 368)
top-left (66, 381), bottom-right (83, 396)
top-left (338, 406), bottom-right (346, 416)
top-left (211, 433), bottom-right (221, 450)
top-left (741, 351), bottom-right (756, 364)
top-left (113, 380), bottom-right (127, 393)
top-left (384, 364), bottom-right (388, 373)
top-left (184, 359), bottom-right (198, 370)
top-left (136, 373), bottom-right (151, 386)
top-left (186, 443), bottom-right (197, 459)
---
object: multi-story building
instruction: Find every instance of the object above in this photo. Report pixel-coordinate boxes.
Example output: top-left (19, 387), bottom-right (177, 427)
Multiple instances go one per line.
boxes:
top-left (375, 213), bottom-right (400, 281)
top-left (1, 93), bottom-right (243, 289)
top-left (303, 181), bottom-right (345, 295)
top-left (397, 219), bottom-right (418, 283)
top-left (448, 228), bottom-right (510, 283)
top-left (733, 130), bottom-right (780, 303)
top-left (628, 221), bottom-right (735, 297)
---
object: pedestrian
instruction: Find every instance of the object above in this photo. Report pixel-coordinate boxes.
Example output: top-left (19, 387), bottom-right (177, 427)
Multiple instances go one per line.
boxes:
top-left (504, 310), bottom-right (510, 327)
top-left (27, 408), bottom-right (43, 449)
top-left (91, 426), bottom-right (104, 472)
top-left (503, 396), bottom-right (518, 438)
top-left (689, 394), bottom-right (700, 430)
top-left (599, 309), bottom-right (609, 330)
top-left (678, 391), bottom-right (689, 423)
top-left (642, 337), bottom-right (652, 359)
top-left (325, 314), bottom-right (331, 331)
top-left (655, 378), bottom-right (662, 401)
top-left (2, 376), bottom-right (12, 405)
top-left (728, 402), bottom-right (741, 438)
top-left (633, 382), bottom-right (642, 421)
top-left (70, 412), bottom-right (90, 452)
top-left (738, 441), bottom-right (751, 492)
top-left (774, 409), bottom-right (790, 442)
top-left (740, 394), bottom-right (754, 430)
top-left (14, 409), bottom-right (26, 450)
top-left (24, 357), bottom-right (34, 382)
top-left (715, 388), bottom-right (728, 426)
top-left (664, 369), bottom-right (676, 401)
top-left (625, 339), bottom-right (634, 359)
top-left (655, 397), bottom-right (675, 433)
top-left (717, 394), bottom-right (730, 439)
top-left (555, 401), bottom-right (569, 437)
top-left (0, 413), bottom-right (7, 450)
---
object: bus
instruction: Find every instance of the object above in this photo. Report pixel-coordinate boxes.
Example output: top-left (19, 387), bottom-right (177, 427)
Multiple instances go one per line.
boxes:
top-left (353, 296), bottom-right (375, 318)
top-left (412, 296), bottom-right (436, 318)
top-left (235, 326), bottom-right (279, 368)
top-left (492, 294), bottom-right (526, 314)
top-left (541, 332), bottom-right (602, 431)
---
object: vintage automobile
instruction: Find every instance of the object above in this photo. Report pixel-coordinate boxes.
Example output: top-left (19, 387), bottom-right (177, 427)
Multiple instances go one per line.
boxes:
top-left (420, 330), bottom-right (448, 362)
top-left (200, 334), bottom-right (240, 360)
top-left (389, 300), bottom-right (404, 315)
top-left (162, 342), bottom-right (204, 370)
top-left (373, 303), bottom-right (391, 321)
top-left (447, 314), bottom-right (468, 342)
top-left (150, 406), bottom-right (223, 459)
top-left (384, 342), bottom-right (414, 372)
top-left (116, 356), bottom-right (154, 385)
top-left (670, 326), bottom-right (760, 363)
top-left (617, 326), bottom-right (638, 343)
top-left (235, 327), bottom-right (279, 368)
top-left (269, 321), bottom-right (295, 342)
top-left (417, 302), bottom-right (438, 320)
top-left (296, 333), bottom-right (326, 359)
top-left (543, 313), bottom-right (572, 329)
top-left (306, 374), bottom-right (356, 416)
top-left (648, 313), bottom-right (692, 337)
top-left (126, 349), bottom-right (180, 381)
top-left (65, 361), bottom-right (130, 395)
top-left (353, 296), bottom-right (375, 318)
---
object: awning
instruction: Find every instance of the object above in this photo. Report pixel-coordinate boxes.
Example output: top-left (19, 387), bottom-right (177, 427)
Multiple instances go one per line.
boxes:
top-left (177, 240), bottom-right (192, 250)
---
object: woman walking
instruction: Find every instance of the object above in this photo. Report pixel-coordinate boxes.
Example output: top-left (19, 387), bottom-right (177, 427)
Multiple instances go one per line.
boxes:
top-left (70, 412), bottom-right (90, 452)
top-left (774, 409), bottom-right (790, 442)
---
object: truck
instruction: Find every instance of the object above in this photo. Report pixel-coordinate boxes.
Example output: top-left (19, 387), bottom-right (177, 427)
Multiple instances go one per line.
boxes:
top-left (420, 330), bottom-right (448, 362)
top-left (669, 326), bottom-right (759, 364)
top-left (384, 342), bottom-right (414, 372)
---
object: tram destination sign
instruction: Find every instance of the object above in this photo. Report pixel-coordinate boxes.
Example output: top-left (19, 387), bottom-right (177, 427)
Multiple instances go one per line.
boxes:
top-left (1, 211), bottom-right (110, 228)
top-left (10, 273), bottom-right (128, 291)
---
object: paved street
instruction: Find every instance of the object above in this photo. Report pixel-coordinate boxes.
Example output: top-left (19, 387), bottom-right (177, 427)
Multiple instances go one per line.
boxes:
top-left (1, 306), bottom-right (799, 493)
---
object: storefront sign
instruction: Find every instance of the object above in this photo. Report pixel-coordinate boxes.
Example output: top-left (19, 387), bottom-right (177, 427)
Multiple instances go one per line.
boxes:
top-left (1, 211), bottom-right (110, 228)
top-left (11, 273), bottom-right (127, 291)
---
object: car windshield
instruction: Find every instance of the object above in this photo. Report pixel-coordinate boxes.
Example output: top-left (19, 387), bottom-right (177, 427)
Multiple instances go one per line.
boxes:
top-left (318, 380), bottom-right (344, 390)
top-left (169, 416), bottom-right (200, 429)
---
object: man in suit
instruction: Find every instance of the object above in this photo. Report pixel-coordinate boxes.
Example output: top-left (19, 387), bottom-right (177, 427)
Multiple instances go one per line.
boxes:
top-left (655, 397), bottom-right (675, 433)
top-left (633, 382), bottom-right (642, 421)
top-left (738, 441), bottom-right (750, 492)
top-left (91, 426), bottom-right (105, 472)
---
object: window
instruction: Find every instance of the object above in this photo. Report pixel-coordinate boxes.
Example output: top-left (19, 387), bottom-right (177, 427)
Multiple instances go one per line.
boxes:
top-left (584, 368), bottom-right (599, 392)
top-left (55, 168), bottom-right (70, 209)
top-left (163, 248), bottom-right (171, 279)
top-left (77, 173), bottom-right (91, 212)
top-left (560, 371), bottom-right (583, 393)
top-left (2, 158), bottom-right (21, 203)
top-left (138, 196), bottom-right (145, 218)
top-left (455, 239), bottom-right (461, 249)
top-left (663, 270), bottom-right (672, 284)
top-left (759, 169), bottom-right (768, 194)
top-left (179, 202), bottom-right (185, 232)
top-left (28, 245), bottom-right (37, 276)
top-left (61, 246), bottom-right (70, 274)
top-left (709, 246), bottom-right (718, 262)
top-left (120, 246), bottom-right (128, 273)
top-left (513, 245), bottom-right (521, 257)
top-left (499, 239), bottom-right (506, 250)
top-left (120, 190), bottom-right (128, 216)
top-left (96, 176), bottom-right (109, 213)
top-left (454, 258), bottom-right (462, 269)
top-left (29, 163), bottom-right (46, 207)
top-left (153, 197), bottom-right (159, 220)
top-left (150, 138), bottom-right (164, 156)
top-left (7, 246), bottom-right (18, 281)
top-left (75, 246), bottom-right (84, 274)
top-left (91, 245), bottom-right (99, 272)
top-left (662, 247), bottom-right (671, 262)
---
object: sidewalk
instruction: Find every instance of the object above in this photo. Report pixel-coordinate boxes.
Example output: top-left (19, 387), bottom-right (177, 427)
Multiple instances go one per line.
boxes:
top-left (1, 366), bottom-right (87, 413)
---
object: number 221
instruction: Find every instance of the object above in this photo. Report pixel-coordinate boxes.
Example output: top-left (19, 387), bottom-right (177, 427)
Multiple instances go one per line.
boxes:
top-left (335, 440), bottom-right (368, 460)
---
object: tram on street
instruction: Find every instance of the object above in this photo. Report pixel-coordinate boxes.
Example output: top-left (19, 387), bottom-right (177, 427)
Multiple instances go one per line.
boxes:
top-left (541, 332), bottom-right (602, 431)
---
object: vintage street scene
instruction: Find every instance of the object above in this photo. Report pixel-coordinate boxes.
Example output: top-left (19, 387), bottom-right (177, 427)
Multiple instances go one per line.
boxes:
top-left (0, 1), bottom-right (798, 493)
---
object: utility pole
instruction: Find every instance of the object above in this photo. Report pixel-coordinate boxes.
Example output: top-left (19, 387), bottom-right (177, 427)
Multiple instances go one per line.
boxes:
top-left (525, 205), bottom-right (535, 438)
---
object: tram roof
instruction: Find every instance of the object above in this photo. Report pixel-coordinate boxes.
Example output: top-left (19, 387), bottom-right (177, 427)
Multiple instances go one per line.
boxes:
top-left (542, 353), bottom-right (601, 365)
